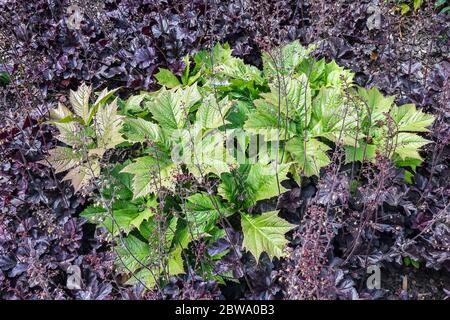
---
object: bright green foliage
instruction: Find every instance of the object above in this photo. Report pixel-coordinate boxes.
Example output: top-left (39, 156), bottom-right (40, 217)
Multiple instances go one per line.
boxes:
top-left (184, 193), bottom-right (232, 239)
top-left (46, 40), bottom-right (435, 290)
top-left (286, 138), bottom-right (331, 177)
top-left (391, 104), bottom-right (435, 132)
top-left (81, 200), bottom-right (154, 236)
top-left (241, 211), bottom-right (296, 260)
top-left (154, 68), bottom-right (181, 88)
top-left (345, 87), bottom-right (434, 168)
top-left (435, 0), bottom-right (450, 14)
top-left (121, 155), bottom-right (176, 199)
top-left (145, 85), bottom-right (201, 133)
top-left (39, 85), bottom-right (124, 192)
top-left (218, 162), bottom-right (290, 210)
top-left (0, 71), bottom-right (10, 86)
top-left (396, 0), bottom-right (424, 15)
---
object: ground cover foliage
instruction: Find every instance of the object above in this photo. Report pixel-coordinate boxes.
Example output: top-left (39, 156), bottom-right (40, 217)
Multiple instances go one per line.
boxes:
top-left (0, 0), bottom-right (449, 300)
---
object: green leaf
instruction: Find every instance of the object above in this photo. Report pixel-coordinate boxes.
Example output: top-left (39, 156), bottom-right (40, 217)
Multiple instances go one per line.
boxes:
top-left (391, 104), bottom-right (435, 132)
top-left (435, 0), bottom-right (447, 8)
top-left (241, 211), bottom-right (295, 261)
top-left (154, 68), bottom-right (181, 88)
top-left (194, 43), bottom-right (233, 70)
top-left (163, 217), bottom-right (179, 250)
top-left (69, 83), bottom-right (92, 124)
top-left (226, 100), bottom-right (252, 129)
top-left (394, 157), bottom-right (422, 171)
top-left (358, 87), bottom-right (395, 123)
top-left (171, 222), bottom-right (193, 250)
top-left (411, 258), bottom-right (420, 269)
top-left (95, 99), bottom-right (125, 149)
top-left (147, 88), bottom-right (185, 132)
top-left (0, 71), bottom-right (10, 86)
top-left (50, 103), bottom-right (74, 121)
top-left (121, 155), bottom-right (176, 199)
top-left (129, 207), bottom-right (155, 231)
top-left (195, 43), bottom-right (263, 84)
top-left (262, 40), bottom-right (311, 77)
top-left (244, 99), bottom-right (297, 141)
top-left (62, 159), bottom-right (100, 193)
top-left (54, 121), bottom-right (83, 146)
top-left (185, 130), bottom-right (237, 179)
top-left (286, 137), bottom-right (331, 176)
top-left (125, 94), bottom-right (146, 113)
top-left (219, 162), bottom-right (290, 208)
top-left (345, 143), bottom-right (377, 163)
top-left (147, 85), bottom-right (201, 133)
top-left (413, 0), bottom-right (423, 11)
top-left (88, 87), bottom-right (120, 123)
top-left (400, 3), bottom-right (411, 15)
top-left (245, 162), bottom-right (290, 203)
top-left (126, 267), bottom-right (159, 288)
top-left (196, 95), bottom-right (233, 129)
top-left (80, 201), bottom-right (153, 236)
top-left (393, 132), bottom-right (430, 161)
top-left (310, 87), bottom-right (358, 144)
top-left (93, 87), bottom-right (120, 108)
top-left (259, 74), bottom-right (312, 124)
top-left (324, 60), bottom-right (353, 86)
top-left (102, 162), bottom-right (134, 200)
top-left (221, 57), bottom-right (264, 83)
top-left (126, 245), bottom-right (185, 287)
top-left (123, 117), bottom-right (163, 144)
top-left (167, 246), bottom-right (185, 275)
top-left (404, 171), bottom-right (414, 184)
top-left (184, 193), bottom-right (231, 238)
top-left (39, 146), bottom-right (81, 173)
top-left (116, 234), bottom-right (151, 273)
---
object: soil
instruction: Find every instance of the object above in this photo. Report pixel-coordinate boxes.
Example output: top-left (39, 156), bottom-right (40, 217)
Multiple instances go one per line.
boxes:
top-left (382, 263), bottom-right (450, 300)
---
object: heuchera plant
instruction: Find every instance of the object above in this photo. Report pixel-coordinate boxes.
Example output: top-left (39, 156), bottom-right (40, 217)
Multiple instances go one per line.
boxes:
top-left (40, 41), bottom-right (435, 289)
